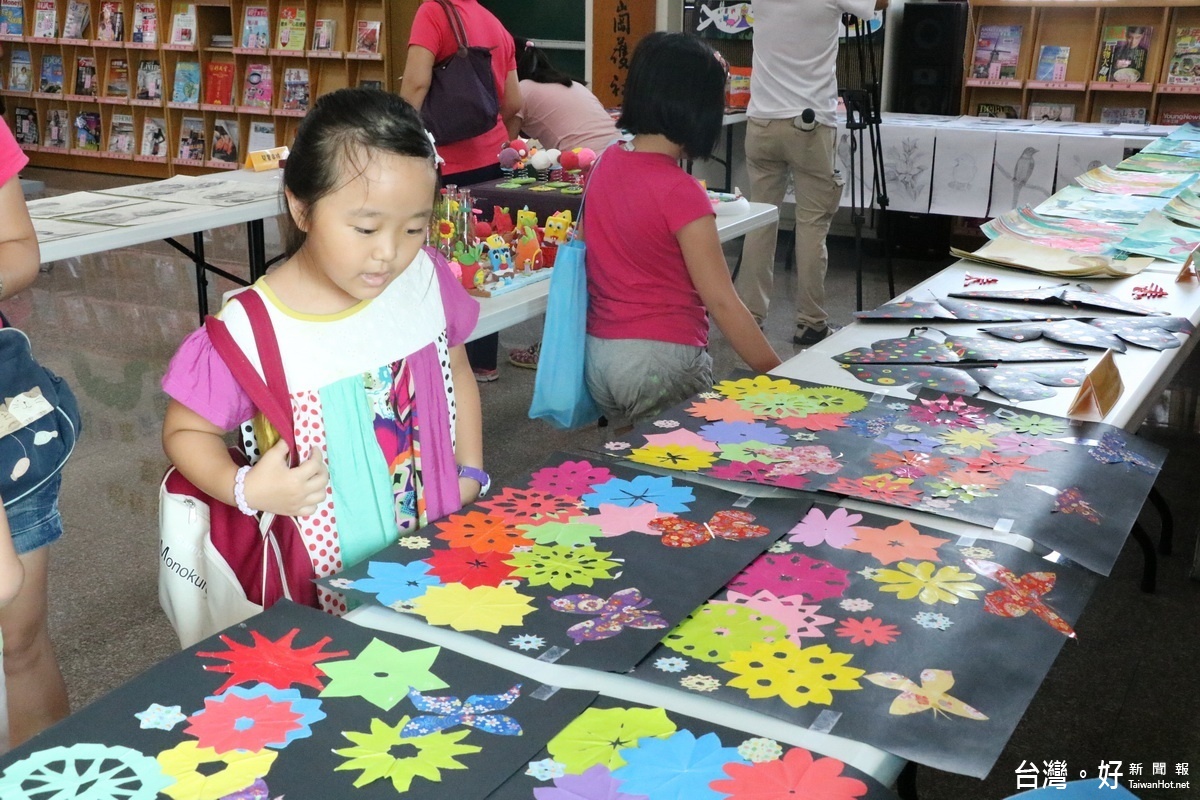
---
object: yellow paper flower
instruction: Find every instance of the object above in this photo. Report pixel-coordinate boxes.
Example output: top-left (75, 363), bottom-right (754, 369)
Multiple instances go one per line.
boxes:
top-left (715, 375), bottom-right (802, 400)
top-left (158, 741), bottom-right (277, 800)
top-left (721, 640), bottom-right (864, 708)
top-left (412, 584), bottom-right (536, 632)
top-left (628, 444), bottom-right (717, 471)
top-left (872, 562), bottom-right (984, 605)
top-left (938, 428), bottom-right (996, 450)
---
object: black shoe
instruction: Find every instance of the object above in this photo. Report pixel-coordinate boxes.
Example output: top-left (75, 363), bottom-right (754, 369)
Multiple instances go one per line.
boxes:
top-left (792, 323), bottom-right (839, 346)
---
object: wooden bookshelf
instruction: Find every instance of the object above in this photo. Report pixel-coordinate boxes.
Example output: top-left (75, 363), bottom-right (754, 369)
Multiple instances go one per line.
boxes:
top-left (964, 1), bottom-right (1200, 126)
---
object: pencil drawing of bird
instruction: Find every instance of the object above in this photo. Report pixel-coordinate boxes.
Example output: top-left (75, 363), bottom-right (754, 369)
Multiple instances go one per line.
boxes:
top-left (1011, 147), bottom-right (1038, 206)
top-left (948, 155), bottom-right (977, 191)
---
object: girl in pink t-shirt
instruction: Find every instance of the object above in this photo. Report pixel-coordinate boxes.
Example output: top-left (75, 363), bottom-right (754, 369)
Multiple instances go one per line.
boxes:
top-left (584, 33), bottom-right (779, 423)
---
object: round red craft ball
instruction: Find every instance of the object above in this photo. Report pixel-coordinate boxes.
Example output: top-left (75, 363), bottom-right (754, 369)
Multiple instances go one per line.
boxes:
top-left (559, 150), bottom-right (580, 170)
top-left (509, 138), bottom-right (528, 156)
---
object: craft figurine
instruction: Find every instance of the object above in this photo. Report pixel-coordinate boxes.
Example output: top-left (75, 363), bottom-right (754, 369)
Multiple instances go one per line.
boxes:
top-left (491, 206), bottom-right (514, 235)
top-left (452, 241), bottom-right (486, 290)
top-left (513, 227), bottom-right (544, 271)
top-left (484, 234), bottom-right (513, 276)
top-left (544, 209), bottom-right (573, 245)
top-left (515, 206), bottom-right (538, 231)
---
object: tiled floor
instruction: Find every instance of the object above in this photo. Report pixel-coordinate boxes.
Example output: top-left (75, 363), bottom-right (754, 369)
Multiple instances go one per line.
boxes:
top-left (9, 165), bottom-right (1199, 799)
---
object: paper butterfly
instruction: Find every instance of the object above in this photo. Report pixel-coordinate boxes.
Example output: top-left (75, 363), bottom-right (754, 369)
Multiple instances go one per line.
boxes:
top-left (865, 669), bottom-right (988, 720)
top-left (965, 558), bottom-right (1076, 638)
top-left (400, 684), bottom-right (523, 737)
top-left (647, 509), bottom-right (770, 548)
top-left (1087, 431), bottom-right (1158, 473)
top-left (549, 587), bottom-right (668, 643)
top-left (1038, 485), bottom-right (1101, 524)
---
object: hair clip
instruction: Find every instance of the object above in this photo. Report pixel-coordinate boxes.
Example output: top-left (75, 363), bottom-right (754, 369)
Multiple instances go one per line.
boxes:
top-left (424, 129), bottom-right (445, 167)
top-left (525, 40), bottom-right (534, 49)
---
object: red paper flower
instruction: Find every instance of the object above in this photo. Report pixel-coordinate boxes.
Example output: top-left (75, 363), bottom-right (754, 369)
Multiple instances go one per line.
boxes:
top-left (952, 451), bottom-right (1046, 480)
top-left (825, 474), bottom-right (923, 506)
top-left (868, 450), bottom-right (949, 478)
top-left (940, 470), bottom-right (1003, 490)
top-left (432, 511), bottom-right (531, 553)
top-left (478, 487), bottom-right (582, 524)
top-left (729, 554), bottom-right (850, 602)
top-left (686, 396), bottom-right (759, 423)
top-left (528, 460), bottom-right (614, 501)
top-left (907, 395), bottom-right (986, 429)
top-left (773, 412), bottom-right (848, 432)
top-left (843, 520), bottom-right (949, 565)
top-left (424, 548), bottom-right (515, 587)
top-left (835, 616), bottom-right (900, 646)
top-left (185, 691), bottom-right (303, 753)
top-left (710, 746), bottom-right (868, 800)
top-left (708, 460), bottom-right (776, 484)
top-left (196, 628), bottom-right (349, 696)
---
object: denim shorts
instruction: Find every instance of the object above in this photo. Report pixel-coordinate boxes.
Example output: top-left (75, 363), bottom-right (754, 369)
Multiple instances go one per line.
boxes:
top-left (5, 471), bottom-right (64, 555)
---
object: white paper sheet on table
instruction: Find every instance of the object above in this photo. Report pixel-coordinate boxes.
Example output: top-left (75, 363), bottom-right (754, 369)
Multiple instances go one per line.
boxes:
top-left (26, 192), bottom-right (144, 219)
top-left (929, 128), bottom-right (996, 217)
top-left (878, 123), bottom-right (936, 213)
top-left (836, 121), bottom-right (877, 209)
top-left (1055, 135), bottom-right (1126, 192)
top-left (989, 132), bottom-right (1058, 216)
top-left (62, 200), bottom-right (203, 226)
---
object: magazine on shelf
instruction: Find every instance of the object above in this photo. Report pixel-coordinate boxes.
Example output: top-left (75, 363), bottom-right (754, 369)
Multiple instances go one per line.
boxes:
top-left (241, 62), bottom-right (272, 108)
top-left (132, 2), bottom-right (157, 43)
top-left (136, 59), bottom-right (162, 99)
top-left (1029, 102), bottom-right (1075, 122)
top-left (240, 5), bottom-right (268, 48)
top-left (169, 3), bottom-right (196, 45)
top-left (355, 19), bottom-right (380, 54)
top-left (32, 0), bottom-right (55, 38)
top-left (282, 67), bottom-right (309, 111)
top-left (1167, 27), bottom-right (1200, 86)
top-left (140, 115), bottom-right (167, 156)
top-left (107, 112), bottom-right (134, 154)
top-left (97, 1), bottom-right (124, 41)
top-left (976, 102), bottom-right (1021, 119)
top-left (74, 110), bottom-right (102, 150)
top-left (43, 108), bottom-right (68, 148)
top-left (73, 56), bottom-right (97, 96)
top-left (105, 57), bottom-right (129, 97)
top-left (62, 0), bottom-right (89, 38)
top-left (1095, 25), bottom-right (1153, 83)
top-left (312, 18), bottom-right (335, 51)
top-left (357, 79), bottom-right (382, 91)
top-left (14, 106), bottom-right (38, 145)
top-left (1100, 106), bottom-right (1147, 125)
top-left (177, 115), bottom-right (205, 160)
top-left (0, 0), bottom-right (24, 36)
top-left (1034, 45), bottom-right (1070, 82)
top-left (275, 6), bottom-right (305, 50)
top-left (171, 60), bottom-right (200, 103)
top-left (203, 61), bottom-right (234, 105)
top-left (972, 24), bottom-right (1022, 80)
top-left (39, 53), bottom-right (64, 93)
top-left (247, 119), bottom-right (275, 152)
top-left (8, 49), bottom-right (31, 91)
top-left (211, 118), bottom-right (238, 163)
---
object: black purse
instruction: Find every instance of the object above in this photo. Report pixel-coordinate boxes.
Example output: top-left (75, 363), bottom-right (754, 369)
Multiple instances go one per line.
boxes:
top-left (421, 0), bottom-right (501, 145)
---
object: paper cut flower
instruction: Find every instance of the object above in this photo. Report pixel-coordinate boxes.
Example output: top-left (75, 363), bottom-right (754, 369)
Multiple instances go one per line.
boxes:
top-left (535, 764), bottom-right (647, 800)
top-left (432, 511), bottom-right (531, 553)
top-left (868, 450), bottom-right (949, 478)
top-left (652, 419), bottom-right (680, 428)
top-left (399, 535), bottom-right (431, 549)
top-left (843, 414), bottom-right (897, 438)
top-left (648, 510), bottom-right (770, 548)
top-left (736, 737), bottom-right (783, 763)
top-left (792, 432), bottom-right (819, 441)
top-left (529, 460), bottom-right (615, 499)
top-left (718, 441), bottom-right (782, 464)
top-left (907, 395), bottom-right (986, 428)
top-left (1003, 414), bottom-right (1068, 436)
top-left (824, 474), bottom-right (923, 506)
top-left (926, 478), bottom-right (997, 504)
top-left (334, 717), bottom-right (481, 791)
top-left (604, 441), bottom-right (632, 451)
top-left (582, 475), bottom-right (695, 513)
top-left (521, 519), bottom-right (605, 547)
top-left (588, 502), bottom-right (668, 537)
top-left (480, 487), bottom-right (583, 524)
top-left (711, 745), bottom-right (869, 800)
top-left (424, 547), bottom-right (515, 588)
top-left (842, 520), bottom-right (949, 565)
top-left (729, 553), bottom-right (850, 603)
top-left (959, 546), bottom-right (994, 559)
top-left (748, 445), bottom-right (842, 476)
top-left (135, 703), bottom-right (187, 731)
top-left (872, 562), bottom-right (983, 605)
top-left (506, 544), bottom-right (619, 590)
top-left (413, 583), bottom-right (537, 632)
top-left (715, 375), bottom-right (800, 400)
top-left (776, 412), bottom-right (849, 432)
top-left (686, 396), bottom-right (759, 423)
top-left (319, 639), bottom-right (447, 710)
top-left (680, 674), bottom-right (721, 692)
top-left (551, 587), bottom-right (668, 643)
top-left (510, 634), bottom-right (545, 651)
top-left (736, 391), bottom-right (825, 421)
top-left (196, 628), bottom-right (350, 696)
top-left (698, 421), bottom-right (790, 445)
top-left (835, 617), bottom-right (900, 647)
top-left (0, 744), bottom-right (172, 800)
top-left (401, 684), bottom-right (522, 737)
top-left (937, 428), bottom-right (997, 450)
top-left (941, 469), bottom-right (1003, 490)
top-left (719, 590), bottom-right (834, 642)
top-left (721, 641), bottom-right (864, 708)
top-left (642, 429), bottom-right (722, 453)
top-left (769, 541), bottom-right (793, 554)
top-left (875, 431), bottom-right (941, 453)
top-left (547, 706), bottom-right (677, 773)
top-left (349, 560), bottom-right (441, 606)
top-left (953, 451), bottom-right (1046, 480)
top-left (913, 611), bottom-right (953, 630)
top-left (157, 740), bottom-right (277, 800)
top-left (527, 758), bottom-right (567, 781)
top-left (990, 433), bottom-right (1066, 456)
top-left (966, 558), bottom-right (1077, 637)
top-left (184, 684), bottom-right (324, 753)
top-left (865, 669), bottom-right (988, 720)
top-left (655, 656), bottom-right (689, 672)
top-left (793, 386), bottom-right (868, 413)
top-left (612, 730), bottom-right (744, 800)
top-left (839, 598), bottom-right (873, 612)
top-left (628, 444), bottom-right (719, 471)
top-left (787, 506), bottom-right (863, 548)
top-left (664, 602), bottom-right (788, 663)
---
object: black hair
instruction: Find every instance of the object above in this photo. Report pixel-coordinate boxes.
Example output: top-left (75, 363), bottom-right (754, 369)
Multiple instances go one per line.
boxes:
top-left (513, 33), bottom-right (575, 87)
top-left (617, 31), bottom-right (725, 160)
top-left (282, 87), bottom-right (437, 256)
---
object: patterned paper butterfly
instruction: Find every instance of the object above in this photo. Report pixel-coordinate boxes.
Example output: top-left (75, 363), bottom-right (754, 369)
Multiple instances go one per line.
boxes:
top-left (1045, 485), bottom-right (1101, 524)
top-left (400, 684), bottom-right (523, 737)
top-left (1087, 431), bottom-right (1158, 473)
top-left (647, 510), bottom-right (770, 548)
top-left (549, 587), bottom-right (668, 643)
top-left (865, 669), bottom-right (988, 720)
top-left (964, 558), bottom-right (1076, 638)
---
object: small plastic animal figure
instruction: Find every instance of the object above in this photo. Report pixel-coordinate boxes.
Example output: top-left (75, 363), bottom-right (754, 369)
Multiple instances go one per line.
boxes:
top-left (543, 209), bottom-right (573, 246)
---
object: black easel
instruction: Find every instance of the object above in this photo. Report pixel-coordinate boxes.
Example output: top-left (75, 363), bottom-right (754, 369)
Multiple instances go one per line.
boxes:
top-left (838, 12), bottom-right (895, 310)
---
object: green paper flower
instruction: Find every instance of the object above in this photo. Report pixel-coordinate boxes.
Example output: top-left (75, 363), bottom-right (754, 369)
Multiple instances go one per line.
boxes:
top-left (546, 706), bottom-right (677, 772)
top-left (518, 520), bottom-right (604, 547)
top-left (505, 544), bottom-right (618, 590)
top-left (319, 639), bottom-right (447, 711)
top-left (663, 602), bottom-right (787, 664)
top-left (334, 717), bottom-right (480, 792)
top-left (1004, 414), bottom-right (1068, 436)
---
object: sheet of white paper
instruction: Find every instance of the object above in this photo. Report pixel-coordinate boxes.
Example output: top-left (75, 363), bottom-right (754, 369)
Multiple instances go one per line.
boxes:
top-left (878, 123), bottom-right (936, 213)
top-left (989, 133), bottom-right (1059, 216)
top-left (1055, 136), bottom-right (1126, 192)
top-left (929, 128), bottom-right (996, 217)
top-left (836, 122), bottom-right (877, 210)
top-left (26, 193), bottom-right (144, 219)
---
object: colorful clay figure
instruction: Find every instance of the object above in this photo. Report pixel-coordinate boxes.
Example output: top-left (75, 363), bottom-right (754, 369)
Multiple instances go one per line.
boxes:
top-left (515, 206), bottom-right (537, 231)
top-left (452, 241), bottom-right (485, 290)
top-left (513, 227), bottom-right (543, 271)
top-left (484, 234), bottom-right (512, 275)
top-left (491, 206), bottom-right (514, 235)
top-left (543, 209), bottom-right (573, 245)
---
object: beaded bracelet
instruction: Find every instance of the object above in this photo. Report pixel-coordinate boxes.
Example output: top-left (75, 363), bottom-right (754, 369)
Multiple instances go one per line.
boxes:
top-left (234, 465), bottom-right (255, 516)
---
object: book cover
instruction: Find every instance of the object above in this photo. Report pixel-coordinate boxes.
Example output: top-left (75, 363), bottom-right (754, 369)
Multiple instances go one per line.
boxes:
top-left (357, 79), bottom-right (382, 90)
top-left (32, 1), bottom-right (55, 38)
top-left (211, 118), bottom-right (238, 162)
top-left (171, 60), bottom-right (200, 103)
top-left (39, 53), bottom-right (64, 93)
top-left (74, 110), bottom-right (102, 150)
top-left (971, 24), bottom-right (1022, 80)
top-left (98, 1), bottom-right (124, 41)
top-left (1034, 45), bottom-right (1070, 82)
top-left (355, 19), bottom-right (380, 54)
top-left (275, 6), bottom-right (305, 50)
top-left (247, 119), bottom-right (274, 152)
top-left (177, 115), bottom-right (205, 159)
top-left (1028, 102), bottom-right (1075, 122)
top-left (1167, 27), bottom-right (1200, 86)
top-left (140, 115), bottom-right (166, 155)
top-left (170, 3), bottom-right (195, 45)
top-left (203, 61), bottom-right (234, 104)
top-left (1160, 109), bottom-right (1200, 126)
top-left (136, 58), bottom-right (161, 99)
top-left (105, 57), bottom-right (129, 96)
top-left (43, 107), bottom-right (68, 147)
top-left (107, 112), bottom-right (134, 153)
top-left (63, 0), bottom-right (89, 38)
top-left (312, 18), bottom-right (335, 51)
top-left (240, 5), bottom-right (268, 48)
top-left (8, 49), bottom-right (32, 91)
top-left (14, 106), bottom-right (38, 145)
top-left (282, 66), bottom-right (308, 111)
top-left (1095, 26), bottom-right (1152, 83)
top-left (976, 102), bottom-right (1020, 119)
top-left (241, 62), bottom-right (272, 107)
top-left (132, 2), bottom-right (157, 43)
top-left (0, 0), bottom-right (24, 36)
top-left (73, 56), bottom-right (97, 95)
top-left (1100, 106), bottom-right (1147, 125)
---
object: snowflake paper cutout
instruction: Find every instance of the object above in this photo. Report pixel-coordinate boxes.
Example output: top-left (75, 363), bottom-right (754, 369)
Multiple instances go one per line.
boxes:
top-left (526, 758), bottom-right (566, 780)
top-left (582, 474), bottom-right (695, 513)
top-left (135, 703), bottom-right (187, 731)
top-left (413, 583), bottom-right (537, 632)
top-left (938, 428), bottom-right (997, 450)
top-left (587, 502), bottom-right (668, 536)
top-left (680, 674), bottom-right (722, 693)
top-left (399, 536), bottom-right (430, 549)
top-left (686, 396), bottom-right (760, 423)
top-left (350, 560), bottom-right (441, 606)
top-left (334, 717), bottom-right (481, 792)
top-left (737, 737), bottom-right (784, 763)
top-left (715, 375), bottom-right (802, 400)
top-left (0, 744), bottom-right (172, 800)
top-left (729, 553), bottom-right (850, 603)
top-left (868, 450), bottom-right (950, 479)
top-left (157, 741), bottom-right (277, 800)
top-left (959, 546), bottom-right (995, 559)
top-left (197, 628), bottom-right (350, 696)
top-left (653, 419), bottom-right (681, 428)
top-left (655, 656), bottom-right (689, 672)
top-left (664, 602), bottom-right (788, 663)
top-left (720, 589), bottom-right (835, 642)
top-left (926, 478), bottom-right (997, 504)
top-left (505, 544), bottom-right (619, 590)
top-left (787, 507), bottom-right (863, 549)
top-left (604, 441), bottom-right (632, 451)
top-left (721, 640), bottom-right (864, 708)
top-left (528, 460), bottom-right (615, 500)
top-left (873, 562), bottom-right (983, 605)
top-left (793, 386), bottom-right (869, 413)
top-left (185, 683), bottom-right (325, 753)
top-left (432, 511), bottom-right (531, 553)
top-left (1004, 414), bottom-right (1068, 436)
top-left (840, 598), bottom-right (874, 612)
top-left (768, 540), bottom-right (794, 554)
top-left (510, 634), bottom-right (545, 651)
top-left (792, 432), bottom-right (819, 441)
top-left (479, 487), bottom-right (583, 525)
top-left (913, 611), bottom-right (954, 630)
top-left (887, 402), bottom-right (909, 410)
top-left (908, 395), bottom-right (986, 429)
top-left (698, 420), bottom-right (791, 445)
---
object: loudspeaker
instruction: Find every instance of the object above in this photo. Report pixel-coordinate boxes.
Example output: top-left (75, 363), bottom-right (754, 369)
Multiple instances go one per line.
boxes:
top-left (891, 1), bottom-right (968, 116)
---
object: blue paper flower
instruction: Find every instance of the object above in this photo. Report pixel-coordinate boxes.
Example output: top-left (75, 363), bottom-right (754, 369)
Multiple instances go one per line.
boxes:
top-left (350, 560), bottom-right (441, 606)
top-left (582, 475), bottom-right (694, 513)
top-left (612, 730), bottom-right (745, 800)
top-left (698, 421), bottom-right (789, 446)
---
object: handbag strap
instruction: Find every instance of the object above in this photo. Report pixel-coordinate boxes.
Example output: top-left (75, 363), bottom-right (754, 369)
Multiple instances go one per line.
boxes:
top-left (433, 0), bottom-right (470, 54)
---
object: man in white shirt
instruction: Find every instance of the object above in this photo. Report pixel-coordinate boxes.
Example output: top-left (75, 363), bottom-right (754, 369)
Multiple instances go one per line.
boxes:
top-left (735, 0), bottom-right (888, 346)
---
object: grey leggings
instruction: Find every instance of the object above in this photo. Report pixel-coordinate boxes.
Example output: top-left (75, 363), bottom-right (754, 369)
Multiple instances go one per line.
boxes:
top-left (585, 336), bottom-right (713, 424)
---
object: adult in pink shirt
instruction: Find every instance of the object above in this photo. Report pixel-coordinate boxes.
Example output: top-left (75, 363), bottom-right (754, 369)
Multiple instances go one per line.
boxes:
top-left (508, 36), bottom-right (619, 154)
top-left (584, 33), bottom-right (779, 423)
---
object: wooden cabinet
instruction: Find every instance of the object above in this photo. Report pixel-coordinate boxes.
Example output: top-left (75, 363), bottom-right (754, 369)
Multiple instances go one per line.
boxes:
top-left (963, 0), bottom-right (1200, 126)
